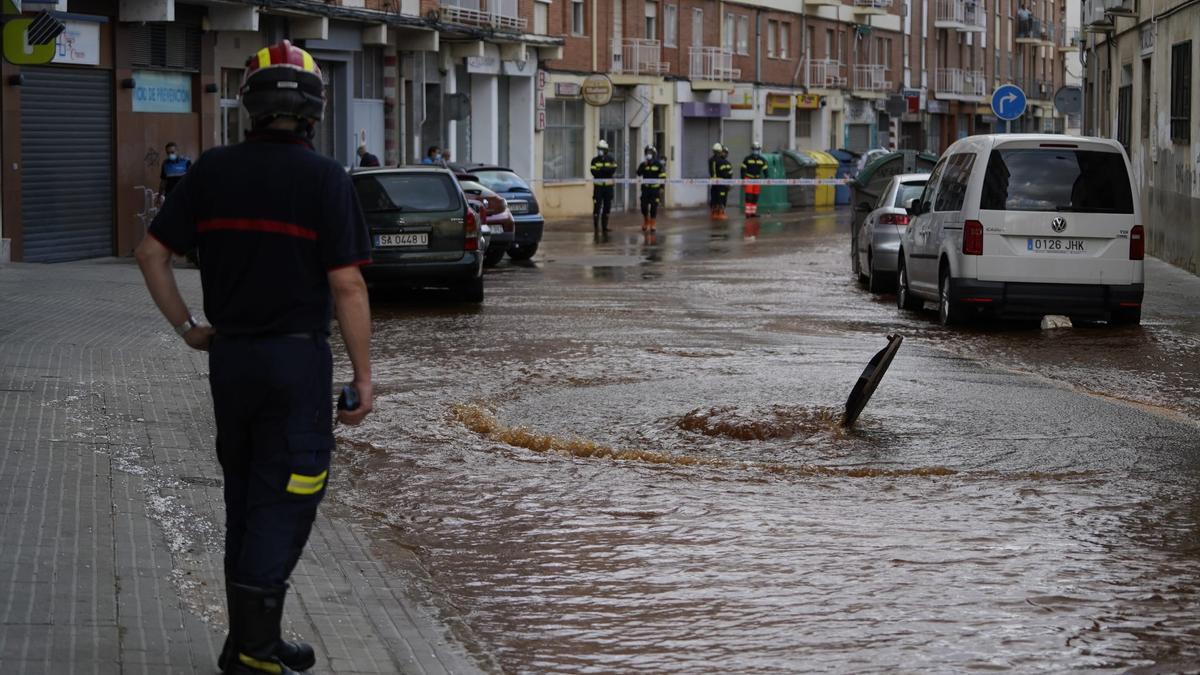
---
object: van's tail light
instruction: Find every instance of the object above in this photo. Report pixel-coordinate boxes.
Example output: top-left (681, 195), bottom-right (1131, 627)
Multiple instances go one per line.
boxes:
top-left (963, 220), bottom-right (984, 256)
top-left (464, 208), bottom-right (479, 251)
top-left (879, 213), bottom-right (910, 226)
top-left (1130, 225), bottom-right (1144, 260)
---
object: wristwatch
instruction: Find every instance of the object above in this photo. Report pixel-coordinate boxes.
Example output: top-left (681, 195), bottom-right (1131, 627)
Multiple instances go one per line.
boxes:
top-left (174, 316), bottom-right (199, 337)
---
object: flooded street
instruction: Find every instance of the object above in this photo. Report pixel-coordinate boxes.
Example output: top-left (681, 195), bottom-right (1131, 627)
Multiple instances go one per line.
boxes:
top-left (333, 208), bottom-right (1200, 673)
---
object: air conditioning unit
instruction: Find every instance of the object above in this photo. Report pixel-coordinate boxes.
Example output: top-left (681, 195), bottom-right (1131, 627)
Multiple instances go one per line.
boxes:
top-left (1103, 0), bottom-right (1137, 17)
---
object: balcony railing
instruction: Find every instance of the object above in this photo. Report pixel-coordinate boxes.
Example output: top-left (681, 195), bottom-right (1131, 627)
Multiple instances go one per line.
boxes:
top-left (612, 38), bottom-right (668, 76)
top-left (935, 67), bottom-right (986, 98)
top-left (934, 0), bottom-right (987, 31)
top-left (1017, 17), bottom-right (1056, 43)
top-left (853, 0), bottom-right (894, 10)
top-left (1059, 27), bottom-right (1082, 50)
top-left (689, 46), bottom-right (741, 82)
top-left (1017, 78), bottom-right (1055, 99)
top-left (853, 64), bottom-right (892, 92)
top-left (806, 58), bottom-right (847, 89)
top-left (441, 0), bottom-right (527, 32)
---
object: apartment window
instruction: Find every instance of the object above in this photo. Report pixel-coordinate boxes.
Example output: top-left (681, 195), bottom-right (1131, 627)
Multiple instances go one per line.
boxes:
top-left (724, 13), bottom-right (734, 51)
top-left (1117, 76), bottom-right (1132, 151)
top-left (664, 4), bottom-right (677, 47)
top-left (645, 1), bottom-right (657, 41)
top-left (130, 22), bottom-right (202, 71)
top-left (780, 22), bottom-right (790, 60)
top-left (571, 0), bottom-right (585, 36)
top-left (1169, 41), bottom-right (1191, 143)
top-left (767, 20), bottom-right (777, 58)
top-left (806, 26), bottom-right (814, 60)
top-left (544, 99), bottom-right (584, 180)
top-left (534, 1), bottom-right (548, 34)
top-left (692, 8), bottom-right (704, 49)
top-left (1141, 58), bottom-right (1152, 139)
top-left (354, 47), bottom-right (383, 99)
top-left (825, 28), bottom-right (833, 58)
top-left (797, 109), bottom-right (813, 138)
top-left (737, 15), bottom-right (749, 55)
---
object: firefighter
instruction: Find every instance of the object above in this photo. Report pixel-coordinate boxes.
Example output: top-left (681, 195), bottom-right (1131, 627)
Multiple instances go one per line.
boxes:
top-left (589, 139), bottom-right (617, 236)
top-left (636, 145), bottom-right (667, 232)
top-left (134, 40), bottom-right (374, 674)
top-left (708, 143), bottom-right (733, 220)
top-left (741, 141), bottom-right (768, 218)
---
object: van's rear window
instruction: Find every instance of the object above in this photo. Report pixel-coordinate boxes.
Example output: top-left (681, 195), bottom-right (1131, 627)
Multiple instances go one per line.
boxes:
top-left (979, 148), bottom-right (1134, 213)
top-left (353, 173), bottom-right (460, 213)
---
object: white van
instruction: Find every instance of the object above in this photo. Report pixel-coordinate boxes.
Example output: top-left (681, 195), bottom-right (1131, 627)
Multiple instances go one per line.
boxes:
top-left (896, 134), bottom-right (1144, 326)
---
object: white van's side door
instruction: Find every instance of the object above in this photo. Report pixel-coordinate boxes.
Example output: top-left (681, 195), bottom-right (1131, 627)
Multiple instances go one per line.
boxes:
top-left (927, 153), bottom-right (978, 283)
top-left (907, 158), bottom-right (947, 297)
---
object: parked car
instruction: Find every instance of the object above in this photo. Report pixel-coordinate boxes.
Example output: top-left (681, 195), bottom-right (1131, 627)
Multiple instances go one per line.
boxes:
top-left (853, 173), bottom-right (929, 293)
top-left (897, 134), bottom-right (1144, 326)
top-left (463, 166), bottom-right (544, 261)
top-left (351, 166), bottom-right (485, 302)
top-left (454, 173), bottom-right (515, 267)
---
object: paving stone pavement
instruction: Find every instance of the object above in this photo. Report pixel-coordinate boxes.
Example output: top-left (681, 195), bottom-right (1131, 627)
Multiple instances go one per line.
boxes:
top-left (0, 259), bottom-right (490, 675)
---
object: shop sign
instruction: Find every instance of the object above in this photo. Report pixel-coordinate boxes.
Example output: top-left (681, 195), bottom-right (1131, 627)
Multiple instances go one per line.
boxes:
top-left (52, 20), bottom-right (98, 65)
top-left (535, 69), bottom-right (546, 131)
top-left (581, 74), bottom-right (613, 107)
top-left (926, 99), bottom-right (949, 114)
top-left (536, 109), bottom-right (546, 131)
top-left (795, 93), bottom-right (821, 110)
top-left (730, 85), bottom-right (754, 110)
top-left (503, 59), bottom-right (536, 77)
top-left (132, 70), bottom-right (192, 113)
top-left (765, 93), bottom-right (791, 116)
top-left (554, 82), bottom-right (581, 97)
top-left (466, 55), bottom-right (500, 75)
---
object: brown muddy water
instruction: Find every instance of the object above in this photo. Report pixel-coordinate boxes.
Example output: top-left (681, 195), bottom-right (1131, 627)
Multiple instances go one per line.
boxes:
top-left (333, 211), bottom-right (1200, 673)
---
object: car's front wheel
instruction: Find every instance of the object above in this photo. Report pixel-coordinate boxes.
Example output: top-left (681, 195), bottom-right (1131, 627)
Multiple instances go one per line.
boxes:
top-left (508, 242), bottom-right (539, 261)
top-left (897, 257), bottom-right (921, 311)
top-left (851, 234), bottom-right (866, 283)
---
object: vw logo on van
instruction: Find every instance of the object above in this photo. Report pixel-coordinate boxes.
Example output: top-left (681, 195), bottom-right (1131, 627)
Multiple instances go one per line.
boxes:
top-left (1050, 217), bottom-right (1067, 233)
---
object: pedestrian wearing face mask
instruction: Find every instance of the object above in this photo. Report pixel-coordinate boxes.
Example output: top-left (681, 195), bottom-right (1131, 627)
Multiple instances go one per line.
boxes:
top-left (635, 145), bottom-right (667, 232)
top-left (159, 142), bottom-right (192, 197)
top-left (420, 146), bottom-right (442, 165)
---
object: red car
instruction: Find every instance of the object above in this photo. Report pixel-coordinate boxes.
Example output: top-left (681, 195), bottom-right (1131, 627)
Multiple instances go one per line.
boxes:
top-left (455, 173), bottom-right (515, 268)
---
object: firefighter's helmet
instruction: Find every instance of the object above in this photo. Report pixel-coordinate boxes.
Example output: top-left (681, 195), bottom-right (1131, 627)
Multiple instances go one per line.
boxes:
top-left (240, 40), bottom-right (325, 124)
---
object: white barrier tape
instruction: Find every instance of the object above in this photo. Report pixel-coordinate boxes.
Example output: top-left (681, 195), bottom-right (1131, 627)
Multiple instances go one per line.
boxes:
top-left (532, 177), bottom-right (853, 187)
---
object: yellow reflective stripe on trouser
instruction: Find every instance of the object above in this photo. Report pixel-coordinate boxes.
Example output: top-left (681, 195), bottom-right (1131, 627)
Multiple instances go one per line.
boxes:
top-left (239, 653), bottom-right (283, 674)
top-left (286, 469), bottom-right (328, 495)
top-left (256, 48), bottom-right (271, 70)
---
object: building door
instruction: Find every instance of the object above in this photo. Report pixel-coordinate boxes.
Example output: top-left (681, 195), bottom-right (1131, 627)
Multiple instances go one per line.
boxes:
top-left (762, 120), bottom-right (790, 152)
top-left (315, 60), bottom-right (344, 162)
top-left (847, 123), bottom-right (871, 151)
top-left (682, 116), bottom-right (720, 179)
top-left (600, 100), bottom-right (627, 210)
top-left (20, 67), bottom-right (113, 262)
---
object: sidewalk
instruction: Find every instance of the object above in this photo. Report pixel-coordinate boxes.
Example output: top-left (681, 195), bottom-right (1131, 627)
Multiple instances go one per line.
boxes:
top-left (0, 259), bottom-right (489, 674)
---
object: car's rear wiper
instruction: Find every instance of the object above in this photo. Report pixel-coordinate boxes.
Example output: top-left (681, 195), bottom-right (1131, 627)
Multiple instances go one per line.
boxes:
top-left (364, 207), bottom-right (404, 214)
top-left (1055, 205), bottom-right (1119, 213)
top-left (505, 186), bottom-right (532, 193)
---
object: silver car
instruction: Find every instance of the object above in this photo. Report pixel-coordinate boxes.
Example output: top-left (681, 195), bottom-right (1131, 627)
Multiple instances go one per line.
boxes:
top-left (853, 173), bottom-right (929, 293)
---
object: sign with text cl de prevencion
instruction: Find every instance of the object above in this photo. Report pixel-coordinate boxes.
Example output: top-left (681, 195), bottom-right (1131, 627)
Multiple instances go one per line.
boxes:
top-left (132, 70), bottom-right (192, 113)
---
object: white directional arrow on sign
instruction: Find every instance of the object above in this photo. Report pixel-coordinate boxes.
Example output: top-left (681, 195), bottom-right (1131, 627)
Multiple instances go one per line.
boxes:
top-left (1000, 92), bottom-right (1017, 113)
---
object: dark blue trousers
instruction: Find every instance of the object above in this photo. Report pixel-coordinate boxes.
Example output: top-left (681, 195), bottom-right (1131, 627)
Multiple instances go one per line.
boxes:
top-left (209, 334), bottom-right (333, 588)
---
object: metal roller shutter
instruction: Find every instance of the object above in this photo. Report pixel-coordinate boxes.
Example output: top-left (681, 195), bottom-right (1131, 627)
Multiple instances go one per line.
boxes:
top-left (20, 67), bottom-right (114, 262)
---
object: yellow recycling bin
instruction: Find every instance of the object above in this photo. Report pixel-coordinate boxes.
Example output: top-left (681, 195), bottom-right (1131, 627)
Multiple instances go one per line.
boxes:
top-left (801, 150), bottom-right (838, 207)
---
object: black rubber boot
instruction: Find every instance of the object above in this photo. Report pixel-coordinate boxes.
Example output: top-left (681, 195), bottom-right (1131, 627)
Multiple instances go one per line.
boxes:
top-left (601, 213), bottom-right (610, 234)
top-left (226, 583), bottom-right (314, 674)
top-left (218, 578), bottom-right (315, 672)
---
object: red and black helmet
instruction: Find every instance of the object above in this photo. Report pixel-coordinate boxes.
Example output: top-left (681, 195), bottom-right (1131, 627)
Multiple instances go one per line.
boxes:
top-left (239, 40), bottom-right (325, 123)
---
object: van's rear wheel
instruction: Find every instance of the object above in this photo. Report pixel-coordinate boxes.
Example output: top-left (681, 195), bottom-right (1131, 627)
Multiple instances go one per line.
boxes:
top-left (939, 269), bottom-right (962, 326)
top-left (897, 258), bottom-right (921, 311)
top-left (1109, 307), bottom-right (1142, 326)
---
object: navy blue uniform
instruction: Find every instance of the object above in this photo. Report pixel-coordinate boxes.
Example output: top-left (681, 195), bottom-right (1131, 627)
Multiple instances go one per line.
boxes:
top-left (148, 129), bottom-right (370, 589)
top-left (708, 153), bottom-right (733, 209)
top-left (160, 155), bottom-right (192, 195)
top-left (590, 152), bottom-right (618, 232)
top-left (636, 158), bottom-right (667, 220)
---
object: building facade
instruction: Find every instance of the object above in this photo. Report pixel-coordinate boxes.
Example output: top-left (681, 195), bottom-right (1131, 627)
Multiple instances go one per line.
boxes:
top-left (1081, 0), bottom-right (1199, 274)
top-left (0, 0), bottom-right (1076, 259)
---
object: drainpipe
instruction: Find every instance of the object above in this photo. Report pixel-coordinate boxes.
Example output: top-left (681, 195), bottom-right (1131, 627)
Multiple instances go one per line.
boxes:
top-left (591, 0), bottom-right (598, 73)
top-left (755, 9), bottom-right (762, 83)
top-left (793, 0), bottom-right (807, 87)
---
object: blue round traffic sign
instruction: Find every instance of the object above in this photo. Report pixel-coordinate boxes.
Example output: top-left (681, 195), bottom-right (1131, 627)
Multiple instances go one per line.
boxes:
top-left (991, 84), bottom-right (1027, 121)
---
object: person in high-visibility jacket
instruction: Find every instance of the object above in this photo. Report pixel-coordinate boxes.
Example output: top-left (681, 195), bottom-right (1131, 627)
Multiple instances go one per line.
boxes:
top-left (589, 140), bottom-right (618, 237)
top-left (636, 145), bottom-right (667, 232)
top-left (708, 143), bottom-right (733, 220)
top-left (741, 141), bottom-right (768, 218)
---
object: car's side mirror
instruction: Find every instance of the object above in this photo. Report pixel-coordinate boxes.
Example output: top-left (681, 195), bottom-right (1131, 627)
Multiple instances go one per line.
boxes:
top-left (905, 198), bottom-right (922, 216)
